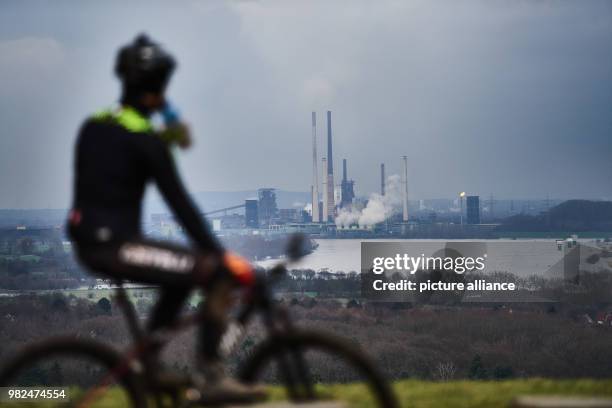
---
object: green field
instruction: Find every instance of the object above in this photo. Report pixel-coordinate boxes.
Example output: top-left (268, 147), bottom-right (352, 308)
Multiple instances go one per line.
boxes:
top-left (271, 379), bottom-right (612, 407)
top-left (53, 287), bottom-right (204, 308)
top-left (390, 378), bottom-right (612, 408)
top-left (5, 379), bottom-right (612, 408)
top-left (300, 379), bottom-right (612, 408)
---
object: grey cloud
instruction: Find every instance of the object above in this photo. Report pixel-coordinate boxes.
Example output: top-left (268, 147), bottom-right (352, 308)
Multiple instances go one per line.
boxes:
top-left (0, 0), bottom-right (611, 208)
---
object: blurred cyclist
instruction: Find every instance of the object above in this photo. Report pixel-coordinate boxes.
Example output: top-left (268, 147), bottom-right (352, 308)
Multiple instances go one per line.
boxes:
top-left (68, 34), bottom-right (265, 403)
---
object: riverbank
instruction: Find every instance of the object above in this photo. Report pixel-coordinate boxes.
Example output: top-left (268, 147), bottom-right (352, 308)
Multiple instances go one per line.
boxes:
top-left (257, 238), bottom-right (589, 275)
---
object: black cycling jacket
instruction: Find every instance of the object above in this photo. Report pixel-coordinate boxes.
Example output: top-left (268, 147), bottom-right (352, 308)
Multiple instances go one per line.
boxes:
top-left (68, 106), bottom-right (223, 254)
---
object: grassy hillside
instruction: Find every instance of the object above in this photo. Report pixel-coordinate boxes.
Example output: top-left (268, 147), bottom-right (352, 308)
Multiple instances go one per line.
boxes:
top-left (9, 379), bottom-right (611, 408)
top-left (391, 378), bottom-right (612, 408)
top-left (293, 378), bottom-right (612, 408)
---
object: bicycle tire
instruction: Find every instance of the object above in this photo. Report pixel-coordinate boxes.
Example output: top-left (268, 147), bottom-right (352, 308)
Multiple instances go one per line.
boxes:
top-left (0, 336), bottom-right (147, 408)
top-left (238, 329), bottom-right (398, 408)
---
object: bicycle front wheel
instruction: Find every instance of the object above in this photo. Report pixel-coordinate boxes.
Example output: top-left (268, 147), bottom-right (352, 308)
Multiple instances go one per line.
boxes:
top-left (0, 336), bottom-right (146, 408)
top-left (238, 329), bottom-right (398, 408)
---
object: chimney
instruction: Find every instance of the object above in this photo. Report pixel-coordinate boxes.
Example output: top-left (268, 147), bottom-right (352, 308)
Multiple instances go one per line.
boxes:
top-left (380, 163), bottom-right (385, 196)
top-left (327, 111), bottom-right (333, 174)
top-left (342, 158), bottom-right (347, 182)
top-left (322, 157), bottom-right (328, 223)
top-left (311, 112), bottom-right (319, 223)
top-left (402, 156), bottom-right (408, 222)
top-left (326, 111), bottom-right (335, 222)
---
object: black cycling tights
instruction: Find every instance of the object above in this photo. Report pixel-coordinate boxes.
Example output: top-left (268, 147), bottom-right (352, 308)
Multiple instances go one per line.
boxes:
top-left (75, 239), bottom-right (227, 361)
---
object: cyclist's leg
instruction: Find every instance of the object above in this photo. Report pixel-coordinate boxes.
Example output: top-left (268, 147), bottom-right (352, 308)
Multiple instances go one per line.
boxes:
top-left (200, 279), bottom-right (234, 361)
top-left (196, 278), bottom-right (267, 402)
top-left (148, 286), bottom-right (191, 332)
top-left (75, 239), bottom-right (216, 332)
top-left (103, 240), bottom-right (261, 398)
top-left (76, 239), bottom-right (233, 350)
top-left (109, 239), bottom-right (222, 334)
top-left (75, 240), bottom-right (197, 286)
top-left (76, 240), bottom-right (263, 397)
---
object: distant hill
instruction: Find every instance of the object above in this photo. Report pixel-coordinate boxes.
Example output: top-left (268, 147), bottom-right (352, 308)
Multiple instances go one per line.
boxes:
top-left (0, 209), bottom-right (67, 227)
top-left (499, 200), bottom-right (612, 232)
top-left (0, 191), bottom-right (312, 227)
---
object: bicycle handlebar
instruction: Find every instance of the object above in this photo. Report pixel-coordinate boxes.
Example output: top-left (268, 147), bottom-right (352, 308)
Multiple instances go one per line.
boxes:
top-left (236, 256), bottom-right (294, 325)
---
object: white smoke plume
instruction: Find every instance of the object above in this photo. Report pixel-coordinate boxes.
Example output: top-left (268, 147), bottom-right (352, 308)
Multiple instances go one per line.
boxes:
top-left (335, 207), bottom-right (360, 228)
top-left (335, 174), bottom-right (403, 228)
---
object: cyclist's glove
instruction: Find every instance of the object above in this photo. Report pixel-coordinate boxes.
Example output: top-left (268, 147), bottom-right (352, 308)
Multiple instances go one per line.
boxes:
top-left (223, 252), bottom-right (256, 287)
top-left (158, 122), bottom-right (192, 149)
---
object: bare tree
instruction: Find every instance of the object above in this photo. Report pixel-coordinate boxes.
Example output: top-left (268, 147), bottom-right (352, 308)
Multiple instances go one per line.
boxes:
top-left (433, 361), bottom-right (457, 381)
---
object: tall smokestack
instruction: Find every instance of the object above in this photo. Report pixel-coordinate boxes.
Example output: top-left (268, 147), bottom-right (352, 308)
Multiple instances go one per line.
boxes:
top-left (342, 158), bottom-right (347, 182)
top-left (322, 157), bottom-right (328, 223)
top-left (326, 111), bottom-right (335, 222)
top-left (327, 111), bottom-right (333, 174)
top-left (402, 156), bottom-right (408, 222)
top-left (311, 112), bottom-right (319, 223)
top-left (380, 163), bottom-right (385, 196)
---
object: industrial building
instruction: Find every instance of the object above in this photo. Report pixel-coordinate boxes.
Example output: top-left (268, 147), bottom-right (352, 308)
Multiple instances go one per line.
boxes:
top-left (278, 208), bottom-right (303, 223)
top-left (257, 188), bottom-right (278, 227)
top-left (245, 199), bottom-right (258, 228)
top-left (467, 195), bottom-right (481, 224)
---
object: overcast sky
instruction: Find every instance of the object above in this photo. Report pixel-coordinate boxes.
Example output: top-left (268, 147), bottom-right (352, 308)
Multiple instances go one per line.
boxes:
top-left (1, 0), bottom-right (611, 209)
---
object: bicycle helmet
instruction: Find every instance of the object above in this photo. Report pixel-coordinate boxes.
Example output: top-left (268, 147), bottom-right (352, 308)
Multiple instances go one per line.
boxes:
top-left (115, 33), bottom-right (176, 95)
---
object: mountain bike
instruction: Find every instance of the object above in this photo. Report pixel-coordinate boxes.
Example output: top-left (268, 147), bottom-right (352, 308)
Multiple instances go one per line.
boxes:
top-left (0, 235), bottom-right (398, 408)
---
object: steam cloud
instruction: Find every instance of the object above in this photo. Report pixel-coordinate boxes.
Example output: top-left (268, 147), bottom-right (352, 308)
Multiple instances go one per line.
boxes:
top-left (335, 174), bottom-right (403, 228)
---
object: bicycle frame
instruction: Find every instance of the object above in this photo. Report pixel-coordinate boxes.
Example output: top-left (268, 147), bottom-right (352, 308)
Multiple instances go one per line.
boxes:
top-left (73, 262), bottom-right (309, 407)
top-left (111, 263), bottom-right (295, 348)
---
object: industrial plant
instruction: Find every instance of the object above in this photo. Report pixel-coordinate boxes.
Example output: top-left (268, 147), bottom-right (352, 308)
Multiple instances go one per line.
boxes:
top-left (150, 111), bottom-right (512, 240)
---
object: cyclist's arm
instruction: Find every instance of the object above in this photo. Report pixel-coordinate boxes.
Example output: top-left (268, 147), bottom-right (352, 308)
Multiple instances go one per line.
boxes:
top-left (146, 139), bottom-right (224, 255)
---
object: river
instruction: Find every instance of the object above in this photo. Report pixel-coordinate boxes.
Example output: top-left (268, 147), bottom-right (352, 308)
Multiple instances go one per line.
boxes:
top-left (256, 238), bottom-right (606, 278)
